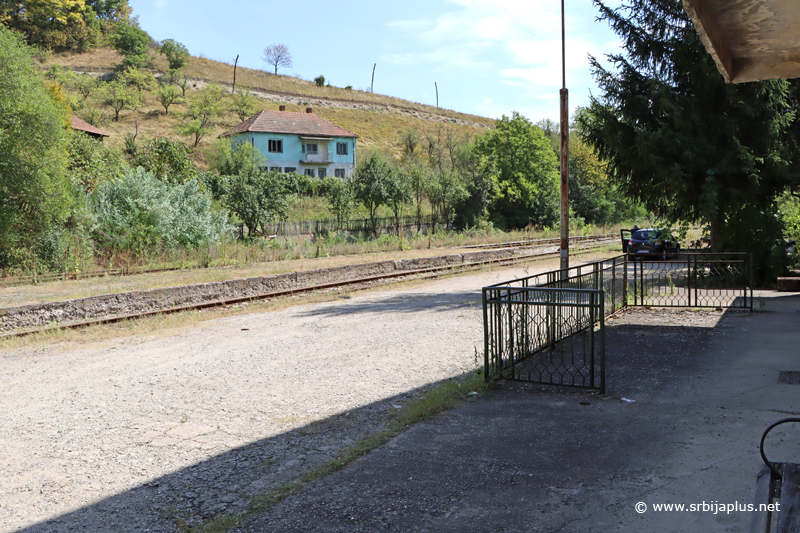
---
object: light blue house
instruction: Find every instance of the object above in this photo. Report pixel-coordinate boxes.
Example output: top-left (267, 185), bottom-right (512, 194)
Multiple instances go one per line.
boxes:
top-left (220, 107), bottom-right (358, 178)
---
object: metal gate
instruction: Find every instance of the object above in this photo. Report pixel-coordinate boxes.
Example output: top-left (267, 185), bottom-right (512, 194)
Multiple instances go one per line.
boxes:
top-left (482, 253), bottom-right (751, 392)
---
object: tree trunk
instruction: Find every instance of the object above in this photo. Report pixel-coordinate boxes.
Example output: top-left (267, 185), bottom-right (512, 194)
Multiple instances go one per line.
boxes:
top-left (709, 216), bottom-right (722, 251)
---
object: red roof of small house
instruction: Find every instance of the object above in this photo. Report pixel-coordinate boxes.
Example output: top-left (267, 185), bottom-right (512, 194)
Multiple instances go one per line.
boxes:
top-left (70, 116), bottom-right (109, 138)
top-left (220, 110), bottom-right (358, 139)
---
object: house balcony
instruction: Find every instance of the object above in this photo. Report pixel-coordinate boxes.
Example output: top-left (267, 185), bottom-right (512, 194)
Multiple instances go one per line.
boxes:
top-left (300, 151), bottom-right (335, 164)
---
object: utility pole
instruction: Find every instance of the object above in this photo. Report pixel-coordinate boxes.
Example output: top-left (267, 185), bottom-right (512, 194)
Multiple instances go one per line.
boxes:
top-left (559, 0), bottom-right (569, 273)
top-left (371, 63), bottom-right (376, 93)
top-left (435, 82), bottom-right (439, 108)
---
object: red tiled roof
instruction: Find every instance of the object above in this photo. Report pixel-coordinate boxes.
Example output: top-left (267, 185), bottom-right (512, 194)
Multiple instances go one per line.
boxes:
top-left (220, 110), bottom-right (358, 138)
top-left (70, 116), bottom-right (109, 137)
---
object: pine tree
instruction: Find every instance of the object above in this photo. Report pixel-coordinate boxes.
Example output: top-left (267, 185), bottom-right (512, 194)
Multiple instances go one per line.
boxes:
top-left (579, 0), bottom-right (798, 281)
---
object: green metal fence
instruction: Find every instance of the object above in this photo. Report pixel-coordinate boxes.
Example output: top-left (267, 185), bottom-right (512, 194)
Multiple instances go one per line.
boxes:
top-left (482, 253), bottom-right (751, 393)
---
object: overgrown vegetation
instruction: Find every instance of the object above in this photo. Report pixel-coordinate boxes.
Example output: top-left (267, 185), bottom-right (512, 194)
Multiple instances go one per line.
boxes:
top-left (5, 0), bottom-right (798, 283)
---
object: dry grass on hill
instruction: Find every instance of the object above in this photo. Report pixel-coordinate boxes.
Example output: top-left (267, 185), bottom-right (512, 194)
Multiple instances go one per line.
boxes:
top-left (44, 47), bottom-right (491, 160)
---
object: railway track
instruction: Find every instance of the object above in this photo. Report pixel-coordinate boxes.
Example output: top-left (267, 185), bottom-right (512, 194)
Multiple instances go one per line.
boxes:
top-left (0, 234), bottom-right (619, 339)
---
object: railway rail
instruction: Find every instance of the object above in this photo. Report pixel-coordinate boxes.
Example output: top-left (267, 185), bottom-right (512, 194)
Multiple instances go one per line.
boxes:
top-left (0, 233), bottom-right (619, 288)
top-left (0, 234), bottom-right (618, 339)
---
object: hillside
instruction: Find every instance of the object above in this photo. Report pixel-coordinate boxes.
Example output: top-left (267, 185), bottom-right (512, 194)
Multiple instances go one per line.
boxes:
top-left (40, 47), bottom-right (494, 161)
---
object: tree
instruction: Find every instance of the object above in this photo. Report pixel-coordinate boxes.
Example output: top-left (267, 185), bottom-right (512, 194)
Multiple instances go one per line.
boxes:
top-left (579, 0), bottom-right (799, 282)
top-left (428, 169), bottom-right (468, 231)
top-left (133, 137), bottom-right (196, 183)
top-left (224, 169), bottom-right (292, 238)
top-left (262, 43), bottom-right (292, 75)
top-left (68, 130), bottom-right (126, 191)
top-left (314, 75), bottom-right (325, 87)
top-left (163, 68), bottom-right (191, 96)
top-left (323, 177), bottom-right (356, 229)
top-left (228, 86), bottom-right (259, 121)
top-left (385, 170), bottom-right (411, 236)
top-left (472, 112), bottom-right (559, 229)
top-left (206, 138), bottom-right (265, 177)
top-left (176, 84), bottom-right (226, 147)
top-left (158, 38), bottom-right (190, 70)
top-left (401, 128), bottom-right (420, 158)
top-left (110, 18), bottom-right (152, 69)
top-left (0, 25), bottom-right (73, 267)
top-left (353, 154), bottom-right (394, 237)
top-left (100, 76), bottom-right (141, 120)
top-left (68, 72), bottom-right (99, 101)
top-left (157, 83), bottom-right (181, 114)
top-left (404, 161), bottom-right (430, 231)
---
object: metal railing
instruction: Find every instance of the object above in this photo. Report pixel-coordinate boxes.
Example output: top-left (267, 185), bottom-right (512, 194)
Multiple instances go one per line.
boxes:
top-left (301, 151), bottom-right (334, 163)
top-left (482, 252), bottom-right (752, 392)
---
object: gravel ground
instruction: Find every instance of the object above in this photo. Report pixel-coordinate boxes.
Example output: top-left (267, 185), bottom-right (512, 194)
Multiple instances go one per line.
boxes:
top-left (0, 263), bottom-right (551, 533)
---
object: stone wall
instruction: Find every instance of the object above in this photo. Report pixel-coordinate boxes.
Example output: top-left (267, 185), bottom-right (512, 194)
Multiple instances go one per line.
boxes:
top-left (0, 249), bottom-right (523, 332)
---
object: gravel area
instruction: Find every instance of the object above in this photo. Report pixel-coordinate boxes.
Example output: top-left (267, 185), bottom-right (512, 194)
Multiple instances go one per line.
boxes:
top-left (0, 263), bottom-right (551, 532)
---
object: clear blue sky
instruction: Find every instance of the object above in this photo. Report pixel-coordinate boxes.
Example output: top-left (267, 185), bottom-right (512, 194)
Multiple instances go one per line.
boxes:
top-left (129, 0), bottom-right (622, 122)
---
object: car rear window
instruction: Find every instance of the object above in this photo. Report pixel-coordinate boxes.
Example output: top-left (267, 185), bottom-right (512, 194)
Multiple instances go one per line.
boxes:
top-left (633, 230), bottom-right (653, 240)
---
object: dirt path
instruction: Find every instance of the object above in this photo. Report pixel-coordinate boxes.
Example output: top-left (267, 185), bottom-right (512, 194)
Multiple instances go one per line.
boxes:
top-left (0, 262), bottom-right (554, 532)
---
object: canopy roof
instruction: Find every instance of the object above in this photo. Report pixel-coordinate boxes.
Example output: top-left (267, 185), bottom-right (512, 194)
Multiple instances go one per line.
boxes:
top-left (684, 0), bottom-right (800, 83)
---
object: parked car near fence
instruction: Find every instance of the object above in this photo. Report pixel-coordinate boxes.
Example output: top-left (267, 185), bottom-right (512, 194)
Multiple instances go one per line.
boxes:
top-left (621, 228), bottom-right (680, 259)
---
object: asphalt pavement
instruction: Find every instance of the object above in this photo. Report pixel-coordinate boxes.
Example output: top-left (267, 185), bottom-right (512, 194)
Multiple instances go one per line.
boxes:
top-left (232, 291), bottom-right (800, 533)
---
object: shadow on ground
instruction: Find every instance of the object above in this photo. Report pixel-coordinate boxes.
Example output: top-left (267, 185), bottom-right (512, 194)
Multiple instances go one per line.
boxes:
top-left (19, 295), bottom-right (800, 533)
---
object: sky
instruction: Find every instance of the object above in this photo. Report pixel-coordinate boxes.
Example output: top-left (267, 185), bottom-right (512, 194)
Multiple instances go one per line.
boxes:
top-left (129, 0), bottom-right (623, 122)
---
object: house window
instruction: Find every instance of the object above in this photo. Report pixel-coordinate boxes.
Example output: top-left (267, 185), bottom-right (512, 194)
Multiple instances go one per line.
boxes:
top-left (269, 167), bottom-right (281, 172)
top-left (318, 168), bottom-right (326, 178)
top-left (303, 143), bottom-right (318, 154)
top-left (334, 168), bottom-right (345, 178)
top-left (268, 139), bottom-right (283, 153)
top-left (304, 168), bottom-right (315, 177)
top-left (336, 142), bottom-right (348, 156)
top-left (284, 167), bottom-right (297, 173)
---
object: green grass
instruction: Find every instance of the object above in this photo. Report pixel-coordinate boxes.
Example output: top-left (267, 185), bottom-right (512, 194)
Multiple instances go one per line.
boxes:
top-left (178, 371), bottom-right (491, 533)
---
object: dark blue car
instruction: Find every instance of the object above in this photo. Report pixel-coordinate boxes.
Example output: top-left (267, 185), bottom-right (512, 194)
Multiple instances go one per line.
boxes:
top-left (623, 228), bottom-right (680, 259)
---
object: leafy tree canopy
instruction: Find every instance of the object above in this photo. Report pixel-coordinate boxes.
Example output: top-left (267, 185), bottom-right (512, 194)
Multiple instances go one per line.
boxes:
top-left (111, 18), bottom-right (152, 69)
top-left (159, 38), bottom-right (189, 71)
top-left (578, 0), bottom-right (800, 281)
top-left (472, 112), bottom-right (559, 229)
top-left (133, 137), bottom-right (196, 184)
top-left (0, 25), bottom-right (72, 267)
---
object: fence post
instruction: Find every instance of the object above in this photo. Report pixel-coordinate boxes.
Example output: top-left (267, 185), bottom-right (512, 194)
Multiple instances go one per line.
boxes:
top-left (507, 288), bottom-right (515, 379)
top-left (599, 290), bottom-right (605, 394)
top-left (589, 290), bottom-right (595, 389)
top-left (482, 288), bottom-right (490, 382)
top-left (623, 255), bottom-right (628, 309)
top-left (749, 253), bottom-right (753, 311)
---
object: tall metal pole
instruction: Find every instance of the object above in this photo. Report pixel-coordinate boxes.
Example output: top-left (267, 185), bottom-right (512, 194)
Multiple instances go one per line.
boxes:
top-left (559, 0), bottom-right (570, 273)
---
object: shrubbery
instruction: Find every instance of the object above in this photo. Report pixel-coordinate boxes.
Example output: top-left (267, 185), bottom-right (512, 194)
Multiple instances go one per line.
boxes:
top-left (92, 168), bottom-right (229, 255)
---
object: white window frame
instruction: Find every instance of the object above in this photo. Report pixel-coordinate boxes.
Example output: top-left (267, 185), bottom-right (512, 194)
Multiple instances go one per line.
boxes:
top-left (304, 168), bottom-right (315, 177)
top-left (334, 168), bottom-right (345, 178)
top-left (268, 139), bottom-right (283, 153)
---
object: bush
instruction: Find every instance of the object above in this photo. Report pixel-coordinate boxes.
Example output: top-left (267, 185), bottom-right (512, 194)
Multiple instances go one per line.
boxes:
top-left (133, 137), bottom-right (196, 183)
top-left (68, 131), bottom-right (127, 191)
top-left (92, 168), bottom-right (229, 255)
top-left (314, 75), bottom-right (325, 87)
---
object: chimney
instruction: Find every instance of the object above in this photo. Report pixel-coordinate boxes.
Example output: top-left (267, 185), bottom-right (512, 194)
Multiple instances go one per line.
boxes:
top-left (306, 107), bottom-right (313, 114)
top-left (279, 105), bottom-right (286, 111)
